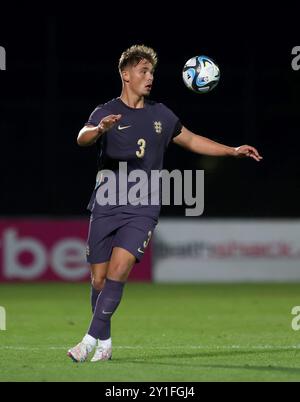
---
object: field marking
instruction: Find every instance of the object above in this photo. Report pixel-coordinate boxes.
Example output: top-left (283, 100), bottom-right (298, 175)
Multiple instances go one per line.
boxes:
top-left (0, 345), bottom-right (300, 351)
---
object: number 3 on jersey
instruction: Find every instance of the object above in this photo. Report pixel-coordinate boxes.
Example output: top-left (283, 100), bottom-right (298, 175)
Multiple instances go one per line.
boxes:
top-left (136, 138), bottom-right (146, 158)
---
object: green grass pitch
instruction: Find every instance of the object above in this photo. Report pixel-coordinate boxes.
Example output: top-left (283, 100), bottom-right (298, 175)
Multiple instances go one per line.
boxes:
top-left (1, 282), bottom-right (300, 382)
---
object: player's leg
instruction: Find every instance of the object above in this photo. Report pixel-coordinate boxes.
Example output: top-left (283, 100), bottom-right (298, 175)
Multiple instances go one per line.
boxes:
top-left (68, 216), bottom-right (156, 363)
top-left (68, 260), bottom-right (112, 363)
top-left (89, 261), bottom-right (111, 361)
top-left (68, 214), bottom-right (115, 363)
top-left (107, 246), bottom-right (136, 281)
top-left (90, 262), bottom-right (109, 314)
top-left (68, 259), bottom-right (112, 363)
top-left (89, 218), bottom-right (156, 362)
top-left (87, 214), bottom-right (115, 313)
top-left (89, 247), bottom-right (136, 362)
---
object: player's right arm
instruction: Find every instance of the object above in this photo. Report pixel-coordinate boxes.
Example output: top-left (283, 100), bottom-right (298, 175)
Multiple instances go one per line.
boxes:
top-left (77, 114), bottom-right (122, 146)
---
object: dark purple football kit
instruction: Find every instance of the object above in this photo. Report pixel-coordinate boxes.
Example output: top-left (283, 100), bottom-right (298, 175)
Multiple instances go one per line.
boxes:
top-left (85, 97), bottom-right (182, 263)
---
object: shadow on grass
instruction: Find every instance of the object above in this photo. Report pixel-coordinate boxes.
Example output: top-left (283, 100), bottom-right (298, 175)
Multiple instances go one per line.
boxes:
top-left (115, 347), bottom-right (300, 375)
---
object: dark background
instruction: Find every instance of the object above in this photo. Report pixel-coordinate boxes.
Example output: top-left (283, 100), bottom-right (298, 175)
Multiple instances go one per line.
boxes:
top-left (0, 11), bottom-right (299, 218)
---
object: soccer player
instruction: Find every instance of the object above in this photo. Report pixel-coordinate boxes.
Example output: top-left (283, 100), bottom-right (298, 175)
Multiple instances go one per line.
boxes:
top-left (68, 45), bottom-right (262, 363)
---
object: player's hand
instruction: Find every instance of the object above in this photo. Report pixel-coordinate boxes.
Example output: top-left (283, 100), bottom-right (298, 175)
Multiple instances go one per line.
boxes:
top-left (234, 145), bottom-right (263, 162)
top-left (98, 114), bottom-right (122, 133)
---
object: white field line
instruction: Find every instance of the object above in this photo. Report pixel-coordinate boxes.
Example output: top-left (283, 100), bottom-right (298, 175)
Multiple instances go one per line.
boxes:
top-left (0, 345), bottom-right (300, 351)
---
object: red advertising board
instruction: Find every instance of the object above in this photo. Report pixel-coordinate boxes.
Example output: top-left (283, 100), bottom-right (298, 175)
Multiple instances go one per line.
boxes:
top-left (0, 219), bottom-right (152, 282)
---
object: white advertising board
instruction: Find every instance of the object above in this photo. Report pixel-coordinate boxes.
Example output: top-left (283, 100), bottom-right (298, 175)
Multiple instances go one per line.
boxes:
top-left (153, 220), bottom-right (300, 282)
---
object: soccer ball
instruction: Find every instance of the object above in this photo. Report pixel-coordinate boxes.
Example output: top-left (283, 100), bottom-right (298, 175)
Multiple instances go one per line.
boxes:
top-left (182, 55), bottom-right (220, 93)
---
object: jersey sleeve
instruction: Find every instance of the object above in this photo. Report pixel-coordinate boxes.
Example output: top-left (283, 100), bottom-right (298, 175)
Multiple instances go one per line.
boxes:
top-left (172, 120), bottom-right (183, 139)
top-left (161, 104), bottom-right (183, 144)
top-left (85, 105), bottom-right (111, 126)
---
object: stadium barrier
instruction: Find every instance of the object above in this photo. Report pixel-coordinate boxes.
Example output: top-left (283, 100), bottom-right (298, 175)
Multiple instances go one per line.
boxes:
top-left (153, 219), bottom-right (300, 282)
top-left (0, 219), bottom-right (152, 282)
top-left (2, 218), bottom-right (299, 283)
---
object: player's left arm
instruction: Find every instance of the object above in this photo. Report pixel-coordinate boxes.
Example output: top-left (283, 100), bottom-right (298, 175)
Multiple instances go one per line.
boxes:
top-left (173, 126), bottom-right (263, 162)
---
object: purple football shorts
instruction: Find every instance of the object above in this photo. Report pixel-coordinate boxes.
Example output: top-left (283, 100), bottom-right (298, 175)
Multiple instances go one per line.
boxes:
top-left (86, 212), bottom-right (157, 264)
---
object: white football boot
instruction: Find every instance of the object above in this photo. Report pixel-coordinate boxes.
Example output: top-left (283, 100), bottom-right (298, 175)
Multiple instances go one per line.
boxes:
top-left (67, 342), bottom-right (93, 363)
top-left (91, 340), bottom-right (112, 362)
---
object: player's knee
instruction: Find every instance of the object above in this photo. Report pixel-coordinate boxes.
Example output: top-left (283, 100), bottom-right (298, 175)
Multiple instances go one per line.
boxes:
top-left (108, 260), bottom-right (133, 281)
top-left (92, 277), bottom-right (106, 291)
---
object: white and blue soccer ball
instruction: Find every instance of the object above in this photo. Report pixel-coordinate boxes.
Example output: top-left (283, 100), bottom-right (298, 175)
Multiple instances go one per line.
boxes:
top-left (182, 55), bottom-right (220, 93)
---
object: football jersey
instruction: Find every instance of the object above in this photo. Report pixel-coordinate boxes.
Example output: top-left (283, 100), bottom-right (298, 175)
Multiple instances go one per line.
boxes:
top-left (85, 97), bottom-right (182, 219)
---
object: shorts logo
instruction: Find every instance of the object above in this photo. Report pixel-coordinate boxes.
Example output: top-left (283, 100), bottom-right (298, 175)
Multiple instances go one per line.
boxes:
top-left (86, 245), bottom-right (90, 256)
top-left (138, 231), bottom-right (152, 254)
top-left (154, 121), bottom-right (162, 134)
top-left (143, 231), bottom-right (152, 248)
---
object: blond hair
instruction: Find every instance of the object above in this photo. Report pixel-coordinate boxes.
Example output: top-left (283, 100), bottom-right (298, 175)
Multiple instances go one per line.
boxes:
top-left (118, 45), bottom-right (158, 72)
